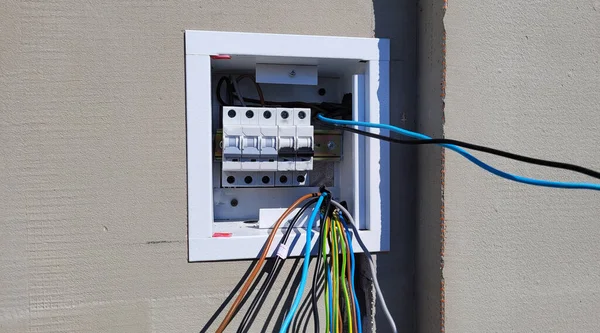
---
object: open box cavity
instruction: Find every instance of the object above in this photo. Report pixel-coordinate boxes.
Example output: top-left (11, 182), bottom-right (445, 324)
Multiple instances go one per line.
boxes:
top-left (185, 31), bottom-right (389, 261)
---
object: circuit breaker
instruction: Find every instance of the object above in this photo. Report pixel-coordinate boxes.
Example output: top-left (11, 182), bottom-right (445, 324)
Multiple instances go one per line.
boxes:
top-left (185, 30), bottom-right (390, 261)
top-left (221, 107), bottom-right (313, 188)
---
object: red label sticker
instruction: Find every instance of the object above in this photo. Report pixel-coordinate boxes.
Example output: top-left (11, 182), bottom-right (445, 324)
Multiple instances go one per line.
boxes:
top-left (210, 54), bottom-right (232, 60)
top-left (212, 232), bottom-right (233, 238)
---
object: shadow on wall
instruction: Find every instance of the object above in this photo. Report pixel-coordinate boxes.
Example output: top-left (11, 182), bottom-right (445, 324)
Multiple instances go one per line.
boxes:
top-left (199, 258), bottom-right (321, 333)
top-left (372, 0), bottom-right (446, 332)
top-left (371, 0), bottom-right (419, 332)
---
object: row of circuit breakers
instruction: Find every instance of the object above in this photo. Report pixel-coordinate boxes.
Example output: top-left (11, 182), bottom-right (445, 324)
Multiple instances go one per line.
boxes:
top-left (222, 107), bottom-right (314, 187)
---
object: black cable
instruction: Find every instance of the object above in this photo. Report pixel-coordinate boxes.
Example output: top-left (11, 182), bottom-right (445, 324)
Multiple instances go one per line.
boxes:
top-left (226, 76), bottom-right (234, 105)
top-left (215, 76), bottom-right (228, 106)
top-left (216, 76), bottom-right (238, 106)
top-left (293, 267), bottom-right (325, 333)
top-left (216, 76), bottom-right (233, 128)
top-left (236, 198), bottom-right (319, 333)
top-left (335, 124), bottom-right (600, 180)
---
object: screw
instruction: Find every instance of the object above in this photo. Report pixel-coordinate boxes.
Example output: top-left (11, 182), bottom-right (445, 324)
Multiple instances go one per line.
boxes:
top-left (246, 110), bottom-right (254, 118)
top-left (244, 176), bottom-right (253, 184)
top-left (297, 175), bottom-right (305, 183)
top-left (327, 141), bottom-right (336, 151)
top-left (298, 111), bottom-right (306, 119)
top-left (262, 176), bottom-right (270, 184)
top-left (230, 198), bottom-right (238, 207)
top-left (279, 175), bottom-right (288, 183)
top-left (318, 88), bottom-right (326, 96)
top-left (281, 111), bottom-right (289, 119)
top-left (226, 176), bottom-right (235, 184)
top-left (228, 109), bottom-right (236, 118)
top-left (289, 70), bottom-right (296, 77)
top-left (263, 110), bottom-right (272, 119)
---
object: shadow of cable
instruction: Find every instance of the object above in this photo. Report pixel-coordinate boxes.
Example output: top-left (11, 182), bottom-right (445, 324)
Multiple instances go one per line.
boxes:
top-left (260, 257), bottom-right (305, 332)
top-left (236, 258), bottom-right (287, 333)
top-left (201, 236), bottom-right (327, 332)
top-left (199, 260), bottom-right (258, 333)
top-left (292, 267), bottom-right (324, 333)
top-left (200, 258), bottom-right (289, 333)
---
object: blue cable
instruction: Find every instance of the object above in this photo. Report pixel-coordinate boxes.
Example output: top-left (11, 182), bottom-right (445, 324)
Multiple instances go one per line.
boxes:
top-left (339, 213), bottom-right (363, 333)
top-left (317, 114), bottom-right (600, 191)
top-left (327, 263), bottom-right (334, 332)
top-left (279, 193), bottom-right (327, 333)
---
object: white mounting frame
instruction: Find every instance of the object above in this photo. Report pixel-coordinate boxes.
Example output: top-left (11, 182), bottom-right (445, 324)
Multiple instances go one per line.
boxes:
top-left (185, 30), bottom-right (390, 262)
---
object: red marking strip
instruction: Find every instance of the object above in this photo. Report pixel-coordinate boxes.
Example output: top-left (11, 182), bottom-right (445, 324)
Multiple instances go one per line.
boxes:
top-left (210, 54), bottom-right (232, 60)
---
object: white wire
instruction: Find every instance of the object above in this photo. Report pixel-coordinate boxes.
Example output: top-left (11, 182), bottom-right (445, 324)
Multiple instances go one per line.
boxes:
top-left (330, 200), bottom-right (398, 333)
top-left (231, 76), bottom-right (246, 107)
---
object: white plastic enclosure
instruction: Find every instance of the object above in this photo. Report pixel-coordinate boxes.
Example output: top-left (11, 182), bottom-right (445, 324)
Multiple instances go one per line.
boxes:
top-left (185, 30), bottom-right (390, 261)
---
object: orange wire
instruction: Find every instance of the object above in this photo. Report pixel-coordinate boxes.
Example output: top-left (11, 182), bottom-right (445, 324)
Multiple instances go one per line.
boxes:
top-left (215, 192), bottom-right (318, 333)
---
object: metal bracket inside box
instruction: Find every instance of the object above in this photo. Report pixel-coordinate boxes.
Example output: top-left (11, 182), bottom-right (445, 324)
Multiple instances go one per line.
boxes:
top-left (214, 129), bottom-right (343, 161)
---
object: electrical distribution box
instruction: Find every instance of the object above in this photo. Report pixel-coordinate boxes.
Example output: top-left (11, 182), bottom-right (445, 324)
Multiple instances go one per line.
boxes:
top-left (185, 31), bottom-right (390, 261)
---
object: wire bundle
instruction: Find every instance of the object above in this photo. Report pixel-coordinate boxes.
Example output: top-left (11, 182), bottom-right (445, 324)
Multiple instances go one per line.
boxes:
top-left (214, 191), bottom-right (397, 333)
top-left (215, 193), bottom-right (319, 333)
top-left (319, 210), bottom-right (361, 333)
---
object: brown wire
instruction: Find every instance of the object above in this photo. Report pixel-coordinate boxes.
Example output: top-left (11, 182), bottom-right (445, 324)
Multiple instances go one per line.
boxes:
top-left (236, 74), bottom-right (265, 106)
top-left (215, 192), bottom-right (318, 333)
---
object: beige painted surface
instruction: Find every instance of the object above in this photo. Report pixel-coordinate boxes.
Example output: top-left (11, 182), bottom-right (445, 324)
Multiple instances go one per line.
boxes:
top-left (0, 1), bottom-right (375, 332)
top-left (444, 1), bottom-right (600, 332)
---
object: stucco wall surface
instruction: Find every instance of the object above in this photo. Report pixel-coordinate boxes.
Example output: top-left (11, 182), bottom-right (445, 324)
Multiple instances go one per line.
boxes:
top-left (444, 1), bottom-right (600, 332)
top-left (0, 1), bottom-right (382, 332)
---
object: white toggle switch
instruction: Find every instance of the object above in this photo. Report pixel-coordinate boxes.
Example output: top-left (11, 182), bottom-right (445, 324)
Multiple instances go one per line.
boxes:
top-left (243, 136), bottom-right (259, 148)
top-left (277, 126), bottom-right (296, 171)
top-left (259, 108), bottom-right (278, 171)
top-left (296, 137), bottom-right (311, 148)
top-left (279, 137), bottom-right (294, 148)
top-left (222, 126), bottom-right (242, 171)
top-left (294, 108), bottom-right (314, 171)
top-left (261, 137), bottom-right (276, 150)
top-left (295, 126), bottom-right (314, 171)
top-left (241, 126), bottom-right (260, 170)
top-left (222, 107), bottom-right (243, 171)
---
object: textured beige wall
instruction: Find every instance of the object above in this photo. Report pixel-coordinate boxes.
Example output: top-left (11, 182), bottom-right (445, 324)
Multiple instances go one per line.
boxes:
top-left (444, 1), bottom-right (600, 332)
top-left (0, 1), bottom-right (375, 332)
